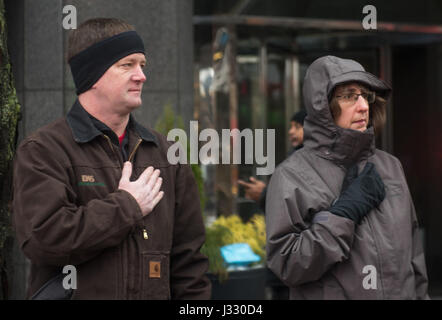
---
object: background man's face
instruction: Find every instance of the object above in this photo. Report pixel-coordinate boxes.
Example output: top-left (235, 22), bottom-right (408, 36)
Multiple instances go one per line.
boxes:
top-left (92, 53), bottom-right (146, 112)
top-left (288, 121), bottom-right (304, 147)
top-left (332, 82), bottom-right (370, 132)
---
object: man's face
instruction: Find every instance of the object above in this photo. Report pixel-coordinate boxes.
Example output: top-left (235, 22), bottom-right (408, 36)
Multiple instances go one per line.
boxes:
top-left (92, 53), bottom-right (146, 113)
top-left (288, 121), bottom-right (304, 147)
top-left (332, 83), bottom-right (371, 132)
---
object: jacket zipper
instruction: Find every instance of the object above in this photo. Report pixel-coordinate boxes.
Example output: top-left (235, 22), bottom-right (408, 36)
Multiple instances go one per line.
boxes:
top-left (103, 134), bottom-right (123, 167)
top-left (127, 137), bottom-right (146, 241)
top-left (128, 138), bottom-right (143, 162)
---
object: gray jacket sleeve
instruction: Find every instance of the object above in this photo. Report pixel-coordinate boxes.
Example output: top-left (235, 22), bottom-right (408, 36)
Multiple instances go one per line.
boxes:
top-left (405, 183), bottom-right (429, 299)
top-left (411, 220), bottom-right (429, 299)
top-left (397, 160), bottom-right (429, 299)
top-left (265, 165), bottom-right (356, 287)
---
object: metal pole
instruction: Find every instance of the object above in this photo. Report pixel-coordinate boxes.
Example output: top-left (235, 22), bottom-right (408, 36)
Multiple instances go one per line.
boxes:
top-left (194, 15), bottom-right (442, 34)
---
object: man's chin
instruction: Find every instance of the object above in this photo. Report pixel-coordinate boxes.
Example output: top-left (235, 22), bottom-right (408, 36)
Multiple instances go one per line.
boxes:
top-left (127, 99), bottom-right (143, 109)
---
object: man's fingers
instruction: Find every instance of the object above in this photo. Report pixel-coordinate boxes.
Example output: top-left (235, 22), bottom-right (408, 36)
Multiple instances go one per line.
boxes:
top-left (238, 180), bottom-right (251, 188)
top-left (138, 166), bottom-right (154, 184)
top-left (151, 191), bottom-right (164, 208)
top-left (145, 169), bottom-right (161, 189)
top-left (150, 177), bottom-right (163, 196)
top-left (120, 161), bottom-right (132, 183)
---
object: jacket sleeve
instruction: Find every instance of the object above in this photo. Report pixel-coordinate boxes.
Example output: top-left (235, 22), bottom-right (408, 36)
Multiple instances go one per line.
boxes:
top-left (265, 166), bottom-right (356, 287)
top-left (396, 160), bottom-right (429, 299)
top-left (12, 140), bottom-right (143, 267)
top-left (170, 163), bottom-right (211, 299)
top-left (411, 218), bottom-right (429, 299)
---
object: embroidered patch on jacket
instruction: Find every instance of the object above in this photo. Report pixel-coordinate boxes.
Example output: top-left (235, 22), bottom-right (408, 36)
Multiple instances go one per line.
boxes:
top-left (312, 212), bottom-right (330, 223)
top-left (78, 175), bottom-right (105, 187)
top-left (385, 183), bottom-right (403, 197)
top-left (149, 261), bottom-right (161, 278)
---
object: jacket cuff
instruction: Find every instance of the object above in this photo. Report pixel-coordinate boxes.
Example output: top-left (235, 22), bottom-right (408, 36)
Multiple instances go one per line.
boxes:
top-left (115, 189), bottom-right (144, 223)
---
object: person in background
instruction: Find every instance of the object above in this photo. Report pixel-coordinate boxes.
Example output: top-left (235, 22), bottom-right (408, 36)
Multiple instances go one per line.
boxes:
top-left (238, 110), bottom-right (307, 210)
top-left (238, 110), bottom-right (306, 300)
top-left (288, 110), bottom-right (307, 152)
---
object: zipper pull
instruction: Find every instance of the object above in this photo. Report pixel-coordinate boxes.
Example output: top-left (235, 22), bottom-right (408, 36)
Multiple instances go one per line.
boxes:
top-left (142, 228), bottom-right (149, 240)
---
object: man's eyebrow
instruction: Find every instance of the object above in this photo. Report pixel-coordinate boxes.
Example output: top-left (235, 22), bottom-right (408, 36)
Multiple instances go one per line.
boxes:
top-left (120, 57), bottom-right (147, 64)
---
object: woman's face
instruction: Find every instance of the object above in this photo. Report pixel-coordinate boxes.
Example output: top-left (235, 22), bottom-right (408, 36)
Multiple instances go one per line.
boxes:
top-left (332, 83), bottom-right (372, 132)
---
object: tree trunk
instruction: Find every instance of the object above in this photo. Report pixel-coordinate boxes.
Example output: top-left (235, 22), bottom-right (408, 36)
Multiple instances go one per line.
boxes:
top-left (0, 0), bottom-right (21, 300)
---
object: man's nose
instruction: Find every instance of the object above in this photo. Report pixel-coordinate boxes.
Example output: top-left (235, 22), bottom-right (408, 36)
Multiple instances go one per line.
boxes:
top-left (132, 65), bottom-right (146, 83)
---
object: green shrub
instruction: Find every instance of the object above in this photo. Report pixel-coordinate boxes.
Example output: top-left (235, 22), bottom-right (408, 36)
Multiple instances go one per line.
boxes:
top-left (201, 214), bottom-right (266, 281)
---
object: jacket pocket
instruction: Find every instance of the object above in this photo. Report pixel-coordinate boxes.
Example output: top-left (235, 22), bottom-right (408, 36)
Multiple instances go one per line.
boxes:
top-left (141, 252), bottom-right (170, 300)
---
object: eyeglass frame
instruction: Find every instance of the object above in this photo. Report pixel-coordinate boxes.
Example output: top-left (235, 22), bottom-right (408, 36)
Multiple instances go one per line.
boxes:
top-left (334, 91), bottom-right (376, 105)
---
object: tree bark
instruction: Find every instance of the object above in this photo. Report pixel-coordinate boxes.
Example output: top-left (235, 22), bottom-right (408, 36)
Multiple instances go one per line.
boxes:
top-left (0, 0), bottom-right (21, 300)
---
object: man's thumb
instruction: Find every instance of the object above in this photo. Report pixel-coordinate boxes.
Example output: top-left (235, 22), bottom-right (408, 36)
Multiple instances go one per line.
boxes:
top-left (120, 161), bottom-right (132, 182)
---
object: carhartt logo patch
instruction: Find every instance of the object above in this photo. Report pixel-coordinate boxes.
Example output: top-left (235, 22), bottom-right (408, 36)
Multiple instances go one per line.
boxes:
top-left (149, 261), bottom-right (161, 278)
top-left (78, 175), bottom-right (105, 187)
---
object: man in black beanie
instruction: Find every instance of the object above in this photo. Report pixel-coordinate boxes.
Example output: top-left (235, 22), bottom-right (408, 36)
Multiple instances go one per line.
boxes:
top-left (12, 18), bottom-right (210, 300)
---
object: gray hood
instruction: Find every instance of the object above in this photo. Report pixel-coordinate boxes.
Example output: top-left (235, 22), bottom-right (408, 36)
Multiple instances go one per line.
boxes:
top-left (302, 55), bottom-right (391, 168)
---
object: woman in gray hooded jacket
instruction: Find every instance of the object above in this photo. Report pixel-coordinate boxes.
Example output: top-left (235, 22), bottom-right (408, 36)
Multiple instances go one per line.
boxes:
top-left (265, 55), bottom-right (429, 299)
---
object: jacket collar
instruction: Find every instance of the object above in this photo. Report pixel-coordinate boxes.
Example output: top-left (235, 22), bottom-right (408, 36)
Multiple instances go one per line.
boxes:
top-left (66, 99), bottom-right (158, 146)
top-left (303, 120), bottom-right (375, 168)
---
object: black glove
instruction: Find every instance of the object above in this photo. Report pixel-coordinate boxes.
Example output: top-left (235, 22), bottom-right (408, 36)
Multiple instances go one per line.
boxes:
top-left (329, 162), bottom-right (385, 224)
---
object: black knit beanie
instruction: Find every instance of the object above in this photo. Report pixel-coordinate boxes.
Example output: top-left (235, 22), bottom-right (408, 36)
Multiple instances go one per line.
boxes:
top-left (291, 110), bottom-right (307, 126)
top-left (68, 31), bottom-right (145, 94)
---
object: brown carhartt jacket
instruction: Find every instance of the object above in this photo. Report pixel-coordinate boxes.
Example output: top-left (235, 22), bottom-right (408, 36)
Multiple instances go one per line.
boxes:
top-left (266, 56), bottom-right (429, 299)
top-left (12, 100), bottom-right (211, 299)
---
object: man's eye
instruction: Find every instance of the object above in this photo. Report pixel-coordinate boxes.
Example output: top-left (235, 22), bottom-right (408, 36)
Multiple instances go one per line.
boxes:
top-left (343, 94), bottom-right (352, 100)
top-left (122, 63), bottom-right (132, 67)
